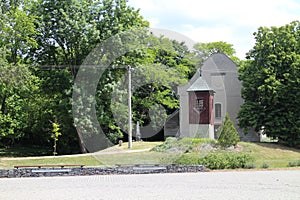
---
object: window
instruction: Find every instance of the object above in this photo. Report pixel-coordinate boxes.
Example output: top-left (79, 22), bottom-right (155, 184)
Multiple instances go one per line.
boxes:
top-left (215, 103), bottom-right (221, 118)
top-left (196, 98), bottom-right (204, 111)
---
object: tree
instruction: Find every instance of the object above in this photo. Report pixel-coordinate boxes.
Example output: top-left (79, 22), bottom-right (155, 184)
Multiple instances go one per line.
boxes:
top-left (51, 122), bottom-right (62, 156)
top-left (30, 0), bottom-right (148, 76)
top-left (0, 48), bottom-right (40, 146)
top-left (92, 33), bottom-right (194, 147)
top-left (217, 113), bottom-right (240, 147)
top-left (193, 41), bottom-right (240, 65)
top-left (0, 0), bottom-right (38, 64)
top-left (238, 21), bottom-right (300, 147)
top-left (28, 0), bottom-right (149, 153)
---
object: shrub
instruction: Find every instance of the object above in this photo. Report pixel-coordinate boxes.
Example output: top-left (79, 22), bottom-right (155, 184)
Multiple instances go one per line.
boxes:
top-left (288, 160), bottom-right (300, 167)
top-left (244, 163), bottom-right (256, 169)
top-left (200, 153), bottom-right (229, 169)
top-left (151, 137), bottom-right (177, 152)
top-left (199, 153), bottom-right (254, 170)
top-left (261, 163), bottom-right (269, 169)
top-left (151, 137), bottom-right (217, 153)
top-left (217, 113), bottom-right (240, 147)
top-left (173, 152), bottom-right (254, 170)
top-left (175, 154), bottom-right (201, 165)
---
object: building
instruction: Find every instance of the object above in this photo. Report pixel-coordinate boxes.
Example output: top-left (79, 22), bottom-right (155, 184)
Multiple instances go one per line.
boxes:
top-left (164, 53), bottom-right (260, 141)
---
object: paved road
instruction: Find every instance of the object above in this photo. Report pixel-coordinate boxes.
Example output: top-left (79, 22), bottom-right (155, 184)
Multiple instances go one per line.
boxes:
top-left (1, 170), bottom-right (299, 200)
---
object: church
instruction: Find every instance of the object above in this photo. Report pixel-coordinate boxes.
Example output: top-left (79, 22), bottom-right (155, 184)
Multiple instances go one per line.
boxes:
top-left (164, 53), bottom-right (260, 141)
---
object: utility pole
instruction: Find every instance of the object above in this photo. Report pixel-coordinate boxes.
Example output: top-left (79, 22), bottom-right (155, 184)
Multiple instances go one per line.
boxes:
top-left (128, 65), bottom-right (132, 149)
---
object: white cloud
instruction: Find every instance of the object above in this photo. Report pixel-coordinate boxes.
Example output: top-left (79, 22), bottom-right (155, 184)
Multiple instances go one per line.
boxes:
top-left (181, 25), bottom-right (233, 43)
top-left (128, 0), bottom-right (300, 58)
top-left (147, 17), bottom-right (160, 27)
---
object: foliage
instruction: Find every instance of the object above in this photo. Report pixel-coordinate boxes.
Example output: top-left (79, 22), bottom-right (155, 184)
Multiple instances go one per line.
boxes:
top-left (244, 163), bottom-right (256, 169)
top-left (217, 113), bottom-right (240, 147)
top-left (95, 34), bottom-right (196, 146)
top-left (175, 153), bottom-right (201, 165)
top-left (30, 0), bottom-right (148, 76)
top-left (0, 145), bottom-right (51, 157)
top-left (238, 21), bottom-right (300, 147)
top-left (0, 48), bottom-right (40, 146)
top-left (0, 1), bottom-right (38, 64)
top-left (288, 160), bottom-right (300, 167)
top-left (201, 153), bottom-right (254, 169)
top-left (151, 137), bottom-right (217, 153)
top-left (193, 41), bottom-right (240, 64)
top-left (151, 137), bottom-right (178, 152)
top-left (261, 162), bottom-right (269, 168)
top-left (51, 122), bottom-right (62, 156)
top-left (175, 152), bottom-right (254, 169)
top-left (0, 0), bottom-right (152, 153)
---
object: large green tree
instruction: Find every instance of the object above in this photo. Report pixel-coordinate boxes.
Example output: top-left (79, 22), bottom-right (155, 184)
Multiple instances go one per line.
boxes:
top-left (0, 0), bottom-right (38, 64)
top-left (0, 0), bottom-right (197, 153)
top-left (30, 0), bottom-right (148, 76)
top-left (92, 33), bottom-right (195, 149)
top-left (0, 48), bottom-right (40, 146)
top-left (0, 0), bottom-right (150, 153)
top-left (29, 0), bottom-right (149, 153)
top-left (193, 41), bottom-right (240, 64)
top-left (238, 21), bottom-right (300, 147)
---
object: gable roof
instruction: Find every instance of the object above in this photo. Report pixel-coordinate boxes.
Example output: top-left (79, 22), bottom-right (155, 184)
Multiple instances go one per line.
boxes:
top-left (187, 76), bottom-right (214, 92)
top-left (178, 53), bottom-right (237, 95)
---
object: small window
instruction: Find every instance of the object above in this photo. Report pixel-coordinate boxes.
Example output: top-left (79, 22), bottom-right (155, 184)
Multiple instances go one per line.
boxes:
top-left (196, 98), bottom-right (204, 111)
top-left (215, 103), bottom-right (221, 118)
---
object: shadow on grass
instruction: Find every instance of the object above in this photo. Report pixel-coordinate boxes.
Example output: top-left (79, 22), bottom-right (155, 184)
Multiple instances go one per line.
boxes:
top-left (0, 145), bottom-right (52, 157)
top-left (255, 142), bottom-right (300, 153)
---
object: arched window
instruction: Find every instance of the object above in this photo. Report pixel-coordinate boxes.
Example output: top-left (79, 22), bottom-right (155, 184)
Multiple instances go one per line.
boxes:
top-left (215, 103), bottom-right (221, 119)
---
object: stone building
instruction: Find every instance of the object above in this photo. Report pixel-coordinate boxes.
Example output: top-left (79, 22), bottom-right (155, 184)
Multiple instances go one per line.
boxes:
top-left (164, 53), bottom-right (259, 141)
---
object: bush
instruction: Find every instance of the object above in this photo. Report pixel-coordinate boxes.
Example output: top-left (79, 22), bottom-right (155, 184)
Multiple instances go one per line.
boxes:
top-left (288, 160), bottom-right (300, 167)
top-left (244, 163), bottom-right (256, 169)
top-left (175, 154), bottom-right (201, 165)
top-left (151, 137), bottom-right (177, 152)
top-left (261, 163), bottom-right (269, 169)
top-left (200, 153), bottom-right (229, 169)
top-left (174, 152), bottom-right (254, 170)
top-left (217, 113), bottom-right (240, 147)
top-left (199, 153), bottom-right (254, 170)
top-left (151, 137), bottom-right (217, 153)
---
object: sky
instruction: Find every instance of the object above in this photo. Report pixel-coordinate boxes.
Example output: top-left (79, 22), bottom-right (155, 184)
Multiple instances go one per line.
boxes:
top-left (128, 0), bottom-right (300, 59)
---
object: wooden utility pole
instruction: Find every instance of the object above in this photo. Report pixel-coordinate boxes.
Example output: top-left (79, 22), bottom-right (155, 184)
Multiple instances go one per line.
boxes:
top-left (128, 65), bottom-right (132, 148)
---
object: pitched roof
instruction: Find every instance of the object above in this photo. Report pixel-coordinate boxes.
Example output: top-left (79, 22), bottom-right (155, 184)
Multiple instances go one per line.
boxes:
top-left (187, 76), bottom-right (214, 92)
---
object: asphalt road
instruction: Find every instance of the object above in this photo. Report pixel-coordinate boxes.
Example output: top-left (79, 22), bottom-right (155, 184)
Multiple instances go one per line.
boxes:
top-left (1, 170), bottom-right (299, 200)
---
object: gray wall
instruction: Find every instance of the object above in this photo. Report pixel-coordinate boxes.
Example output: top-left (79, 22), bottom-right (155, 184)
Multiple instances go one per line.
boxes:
top-left (178, 53), bottom-right (260, 141)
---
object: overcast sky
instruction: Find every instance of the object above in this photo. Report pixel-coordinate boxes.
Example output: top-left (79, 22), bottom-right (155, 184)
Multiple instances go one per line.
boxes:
top-left (128, 0), bottom-right (300, 59)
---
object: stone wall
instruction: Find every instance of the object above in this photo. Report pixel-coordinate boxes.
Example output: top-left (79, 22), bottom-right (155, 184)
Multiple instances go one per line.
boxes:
top-left (0, 165), bottom-right (206, 178)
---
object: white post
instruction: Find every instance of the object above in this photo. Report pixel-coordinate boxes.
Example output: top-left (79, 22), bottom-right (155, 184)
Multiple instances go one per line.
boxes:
top-left (128, 65), bottom-right (132, 149)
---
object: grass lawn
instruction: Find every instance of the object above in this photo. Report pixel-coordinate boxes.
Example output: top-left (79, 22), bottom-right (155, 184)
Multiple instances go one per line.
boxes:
top-left (101, 141), bottom-right (163, 152)
top-left (0, 141), bottom-right (299, 170)
top-left (240, 142), bottom-right (300, 168)
top-left (0, 142), bottom-right (167, 169)
top-left (0, 156), bottom-right (102, 169)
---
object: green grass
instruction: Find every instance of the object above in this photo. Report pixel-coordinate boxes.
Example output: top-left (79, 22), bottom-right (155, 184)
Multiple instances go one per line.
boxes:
top-left (93, 152), bottom-right (178, 166)
top-left (102, 141), bottom-right (163, 151)
top-left (0, 142), bottom-right (167, 169)
top-left (0, 152), bottom-right (175, 169)
top-left (1, 141), bottom-right (300, 169)
top-left (240, 142), bottom-right (300, 168)
top-left (0, 156), bottom-right (102, 169)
